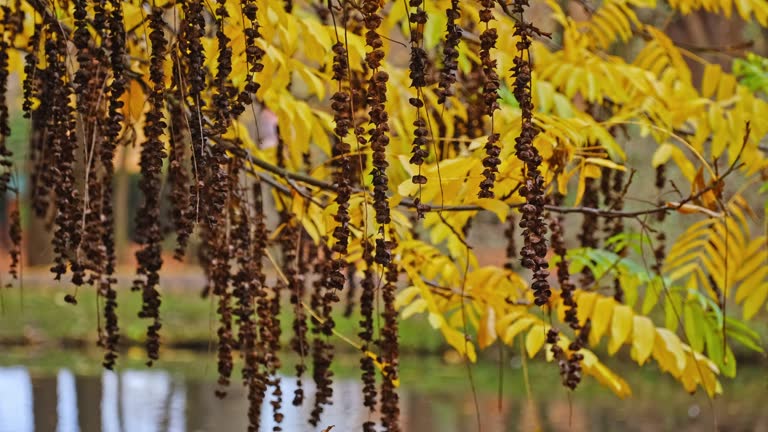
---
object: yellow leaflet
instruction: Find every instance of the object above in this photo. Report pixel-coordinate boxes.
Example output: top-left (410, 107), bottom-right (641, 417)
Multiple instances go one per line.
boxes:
top-left (401, 298), bottom-right (427, 319)
top-left (581, 350), bottom-right (632, 398)
top-left (502, 317), bottom-right (535, 345)
top-left (123, 79), bottom-right (146, 122)
top-left (584, 157), bottom-right (627, 171)
top-left (525, 323), bottom-right (547, 358)
top-left (477, 306), bottom-right (497, 349)
top-left (656, 328), bottom-right (687, 373)
top-left (590, 296), bottom-right (615, 345)
top-left (744, 282), bottom-right (768, 319)
top-left (576, 291), bottom-right (598, 325)
top-left (443, 326), bottom-right (477, 362)
top-left (608, 304), bottom-right (633, 354)
top-left (632, 315), bottom-right (655, 365)
top-left (736, 266), bottom-right (768, 303)
top-left (470, 199), bottom-right (508, 223)
top-left (702, 63), bottom-right (721, 98)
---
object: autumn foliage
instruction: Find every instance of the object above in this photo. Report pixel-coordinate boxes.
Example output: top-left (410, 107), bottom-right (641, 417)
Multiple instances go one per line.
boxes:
top-left (1, 0), bottom-right (768, 430)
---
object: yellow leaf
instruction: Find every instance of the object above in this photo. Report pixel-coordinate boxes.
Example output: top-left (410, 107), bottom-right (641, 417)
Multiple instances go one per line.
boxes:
top-left (427, 312), bottom-right (444, 329)
top-left (526, 324), bottom-right (547, 358)
top-left (124, 78), bottom-right (146, 122)
top-left (632, 316), bottom-right (655, 365)
top-left (502, 316), bottom-right (535, 344)
top-left (472, 199), bottom-right (509, 222)
top-left (701, 64), bottom-right (721, 98)
top-left (574, 162), bottom-right (587, 206)
top-left (590, 296), bottom-right (615, 345)
top-left (477, 306), bottom-right (498, 349)
top-left (394, 286), bottom-right (421, 309)
top-left (581, 350), bottom-right (632, 398)
top-left (443, 326), bottom-right (477, 362)
top-left (584, 157), bottom-right (626, 171)
top-left (401, 298), bottom-right (427, 319)
top-left (744, 282), bottom-right (768, 319)
top-left (652, 143), bottom-right (674, 167)
top-left (608, 304), bottom-right (633, 354)
top-left (656, 328), bottom-right (687, 373)
top-left (576, 291), bottom-right (598, 325)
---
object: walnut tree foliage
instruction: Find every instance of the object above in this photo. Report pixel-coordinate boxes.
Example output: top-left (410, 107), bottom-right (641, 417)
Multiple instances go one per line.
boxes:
top-left (1, 0), bottom-right (767, 430)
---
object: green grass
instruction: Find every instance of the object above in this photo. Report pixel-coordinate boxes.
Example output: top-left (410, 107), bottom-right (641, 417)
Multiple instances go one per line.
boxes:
top-left (0, 286), bottom-right (447, 354)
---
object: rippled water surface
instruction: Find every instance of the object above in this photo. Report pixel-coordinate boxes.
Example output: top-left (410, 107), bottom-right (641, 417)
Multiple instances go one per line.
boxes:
top-left (0, 349), bottom-right (765, 431)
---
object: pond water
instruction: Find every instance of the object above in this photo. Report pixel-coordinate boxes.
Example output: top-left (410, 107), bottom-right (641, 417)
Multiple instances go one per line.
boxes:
top-left (0, 349), bottom-right (765, 432)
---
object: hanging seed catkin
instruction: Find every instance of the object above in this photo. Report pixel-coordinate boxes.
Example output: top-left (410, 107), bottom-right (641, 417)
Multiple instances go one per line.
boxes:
top-left (380, 232), bottom-right (401, 432)
top-left (406, 0), bottom-right (430, 215)
top-left (359, 241), bottom-right (377, 432)
top-left (328, 40), bottom-right (353, 292)
top-left (476, 0), bottom-right (501, 199)
top-left (437, 0), bottom-right (460, 105)
top-left (361, 0), bottom-right (391, 228)
top-left (235, 0), bottom-right (266, 114)
top-left (44, 23), bottom-right (82, 287)
top-left (168, 56), bottom-right (194, 260)
top-left (309, 246), bottom-right (334, 426)
top-left (133, 6), bottom-right (168, 367)
top-left (511, 0), bottom-right (550, 306)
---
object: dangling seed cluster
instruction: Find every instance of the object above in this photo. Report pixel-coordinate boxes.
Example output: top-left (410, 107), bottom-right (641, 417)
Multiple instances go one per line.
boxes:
top-left (329, 40), bottom-right (353, 291)
top-left (0, 1), bottom-right (697, 430)
top-left (361, 0), bottom-right (391, 228)
top-left (44, 22), bottom-right (82, 287)
top-left (407, 0), bottom-right (430, 217)
top-left (0, 6), bottom-right (15, 195)
top-left (309, 247), bottom-right (334, 426)
top-left (133, 6), bottom-right (168, 367)
top-left (167, 58), bottom-right (194, 260)
top-left (235, 0), bottom-right (265, 115)
top-left (359, 242), bottom-right (378, 432)
top-left (436, 0), bottom-right (461, 105)
top-left (477, 0), bottom-right (501, 199)
top-left (380, 233), bottom-right (401, 432)
top-left (511, 0), bottom-right (549, 306)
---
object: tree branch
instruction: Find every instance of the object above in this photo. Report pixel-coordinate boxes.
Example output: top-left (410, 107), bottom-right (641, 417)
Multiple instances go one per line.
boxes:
top-left (215, 134), bottom-right (746, 220)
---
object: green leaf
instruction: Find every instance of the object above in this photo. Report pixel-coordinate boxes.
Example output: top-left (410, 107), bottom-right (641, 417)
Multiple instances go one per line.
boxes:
top-left (665, 291), bottom-right (682, 332)
top-left (721, 346), bottom-right (737, 378)
top-left (642, 278), bottom-right (662, 315)
top-left (683, 302), bottom-right (704, 353)
top-left (704, 315), bottom-right (724, 371)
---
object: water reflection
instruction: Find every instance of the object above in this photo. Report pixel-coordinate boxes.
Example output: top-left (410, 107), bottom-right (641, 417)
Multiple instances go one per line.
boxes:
top-left (0, 363), bottom-right (765, 431)
top-left (0, 367), bottom-right (391, 432)
top-left (0, 367), bottom-right (33, 432)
